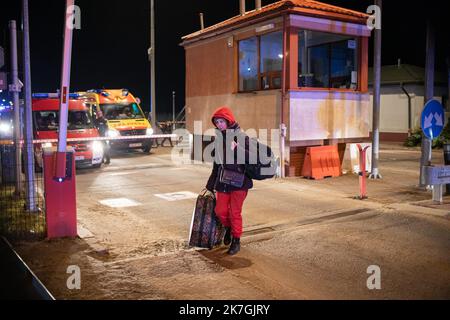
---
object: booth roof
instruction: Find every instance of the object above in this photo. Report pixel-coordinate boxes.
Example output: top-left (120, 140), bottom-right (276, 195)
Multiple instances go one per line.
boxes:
top-left (182, 0), bottom-right (369, 43)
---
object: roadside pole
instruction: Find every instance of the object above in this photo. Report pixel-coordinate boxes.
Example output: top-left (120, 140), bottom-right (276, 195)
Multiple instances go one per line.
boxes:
top-left (172, 91), bottom-right (176, 131)
top-left (21, 0), bottom-right (36, 211)
top-left (419, 20), bottom-right (435, 188)
top-left (150, 0), bottom-right (156, 129)
top-left (369, 0), bottom-right (382, 180)
top-left (9, 21), bottom-right (23, 195)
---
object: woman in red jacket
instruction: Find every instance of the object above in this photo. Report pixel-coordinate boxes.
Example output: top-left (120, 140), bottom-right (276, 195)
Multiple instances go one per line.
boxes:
top-left (206, 106), bottom-right (253, 255)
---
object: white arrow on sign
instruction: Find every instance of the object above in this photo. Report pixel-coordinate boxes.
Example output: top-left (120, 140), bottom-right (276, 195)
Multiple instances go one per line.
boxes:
top-left (434, 113), bottom-right (443, 127)
top-left (424, 113), bottom-right (434, 129)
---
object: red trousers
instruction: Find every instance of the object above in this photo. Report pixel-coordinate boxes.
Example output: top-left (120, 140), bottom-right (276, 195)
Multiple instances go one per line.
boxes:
top-left (215, 190), bottom-right (248, 238)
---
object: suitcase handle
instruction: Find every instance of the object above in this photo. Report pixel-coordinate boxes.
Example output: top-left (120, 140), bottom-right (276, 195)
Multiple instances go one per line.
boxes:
top-left (200, 188), bottom-right (215, 198)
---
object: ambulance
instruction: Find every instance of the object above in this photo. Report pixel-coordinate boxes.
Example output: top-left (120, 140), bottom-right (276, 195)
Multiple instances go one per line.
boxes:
top-left (80, 89), bottom-right (154, 153)
top-left (32, 93), bottom-right (104, 170)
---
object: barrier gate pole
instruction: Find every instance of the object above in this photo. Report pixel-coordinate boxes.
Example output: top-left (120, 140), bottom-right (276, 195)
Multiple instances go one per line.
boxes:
top-left (56, 0), bottom-right (75, 179)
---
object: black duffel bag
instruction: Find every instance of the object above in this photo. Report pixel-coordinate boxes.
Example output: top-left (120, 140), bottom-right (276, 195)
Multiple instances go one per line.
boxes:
top-left (245, 138), bottom-right (277, 181)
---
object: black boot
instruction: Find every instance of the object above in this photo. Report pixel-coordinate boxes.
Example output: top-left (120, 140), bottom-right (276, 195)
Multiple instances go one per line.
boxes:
top-left (227, 238), bottom-right (240, 255)
top-left (223, 227), bottom-right (232, 246)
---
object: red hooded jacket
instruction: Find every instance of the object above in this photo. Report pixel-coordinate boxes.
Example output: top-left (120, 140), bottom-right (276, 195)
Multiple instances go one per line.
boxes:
top-left (211, 106), bottom-right (236, 127)
top-left (206, 106), bottom-right (253, 192)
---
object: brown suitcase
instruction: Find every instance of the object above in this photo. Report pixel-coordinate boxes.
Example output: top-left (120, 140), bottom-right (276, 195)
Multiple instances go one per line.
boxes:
top-left (188, 190), bottom-right (225, 249)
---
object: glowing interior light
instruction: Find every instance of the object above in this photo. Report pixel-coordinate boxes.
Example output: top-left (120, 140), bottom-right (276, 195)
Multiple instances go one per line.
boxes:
top-left (278, 54), bottom-right (283, 59)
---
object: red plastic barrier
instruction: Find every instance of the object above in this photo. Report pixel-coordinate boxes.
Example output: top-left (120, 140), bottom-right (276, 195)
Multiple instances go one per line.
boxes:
top-left (301, 145), bottom-right (341, 180)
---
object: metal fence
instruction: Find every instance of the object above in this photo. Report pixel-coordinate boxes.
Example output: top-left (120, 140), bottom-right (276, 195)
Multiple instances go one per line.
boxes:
top-left (0, 144), bottom-right (46, 241)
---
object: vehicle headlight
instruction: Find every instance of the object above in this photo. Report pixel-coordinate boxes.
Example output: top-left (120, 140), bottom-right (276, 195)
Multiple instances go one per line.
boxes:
top-left (42, 142), bottom-right (53, 148)
top-left (0, 122), bottom-right (11, 134)
top-left (107, 128), bottom-right (120, 138)
top-left (146, 128), bottom-right (154, 136)
top-left (92, 141), bottom-right (104, 154)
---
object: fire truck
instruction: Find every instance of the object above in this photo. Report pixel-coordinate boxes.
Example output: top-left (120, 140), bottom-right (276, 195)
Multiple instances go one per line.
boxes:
top-left (79, 89), bottom-right (154, 153)
top-left (32, 93), bottom-right (104, 170)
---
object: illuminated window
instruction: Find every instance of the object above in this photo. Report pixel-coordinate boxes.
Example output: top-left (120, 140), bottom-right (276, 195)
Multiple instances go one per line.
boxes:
top-left (239, 37), bottom-right (258, 92)
top-left (238, 31), bottom-right (283, 92)
top-left (260, 31), bottom-right (283, 90)
top-left (298, 30), bottom-right (359, 89)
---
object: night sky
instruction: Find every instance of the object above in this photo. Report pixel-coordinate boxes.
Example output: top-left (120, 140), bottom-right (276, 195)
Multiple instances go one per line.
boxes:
top-left (0, 0), bottom-right (448, 119)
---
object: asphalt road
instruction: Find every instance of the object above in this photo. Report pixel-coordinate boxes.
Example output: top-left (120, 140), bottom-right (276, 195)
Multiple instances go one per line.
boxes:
top-left (14, 144), bottom-right (450, 299)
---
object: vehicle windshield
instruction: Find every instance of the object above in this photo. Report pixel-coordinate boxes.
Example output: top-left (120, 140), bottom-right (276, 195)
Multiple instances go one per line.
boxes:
top-left (100, 103), bottom-right (144, 120)
top-left (0, 110), bottom-right (12, 122)
top-left (34, 110), bottom-right (95, 131)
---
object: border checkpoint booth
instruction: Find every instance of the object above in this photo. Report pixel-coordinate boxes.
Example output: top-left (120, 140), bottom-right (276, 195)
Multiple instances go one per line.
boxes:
top-left (180, 0), bottom-right (372, 178)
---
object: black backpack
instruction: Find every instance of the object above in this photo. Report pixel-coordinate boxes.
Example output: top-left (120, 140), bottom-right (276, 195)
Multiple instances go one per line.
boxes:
top-left (245, 138), bottom-right (277, 180)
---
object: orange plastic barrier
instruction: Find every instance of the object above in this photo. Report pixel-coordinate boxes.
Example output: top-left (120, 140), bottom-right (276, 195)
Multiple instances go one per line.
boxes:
top-left (301, 145), bottom-right (341, 180)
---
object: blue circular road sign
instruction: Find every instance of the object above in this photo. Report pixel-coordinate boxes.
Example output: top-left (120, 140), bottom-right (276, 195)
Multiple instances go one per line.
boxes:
top-left (421, 99), bottom-right (445, 140)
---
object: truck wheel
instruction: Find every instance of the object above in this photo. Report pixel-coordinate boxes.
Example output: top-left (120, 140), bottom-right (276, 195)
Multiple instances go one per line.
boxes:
top-left (35, 161), bottom-right (43, 173)
top-left (142, 144), bottom-right (152, 154)
top-left (28, 155), bottom-right (43, 173)
top-left (142, 146), bottom-right (151, 154)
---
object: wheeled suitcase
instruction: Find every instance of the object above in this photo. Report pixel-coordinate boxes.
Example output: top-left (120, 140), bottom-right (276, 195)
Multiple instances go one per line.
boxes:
top-left (188, 190), bottom-right (225, 249)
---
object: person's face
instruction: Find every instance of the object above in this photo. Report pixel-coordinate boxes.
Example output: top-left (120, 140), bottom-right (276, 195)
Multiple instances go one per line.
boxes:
top-left (214, 118), bottom-right (228, 131)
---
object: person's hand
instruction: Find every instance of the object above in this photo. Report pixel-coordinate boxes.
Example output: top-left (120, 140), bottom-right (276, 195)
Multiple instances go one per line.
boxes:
top-left (231, 141), bottom-right (239, 151)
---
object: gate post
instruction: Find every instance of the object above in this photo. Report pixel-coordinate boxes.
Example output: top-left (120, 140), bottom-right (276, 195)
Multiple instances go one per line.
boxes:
top-left (356, 144), bottom-right (370, 200)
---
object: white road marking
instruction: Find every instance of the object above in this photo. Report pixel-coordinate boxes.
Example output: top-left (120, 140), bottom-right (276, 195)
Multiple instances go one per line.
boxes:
top-left (107, 171), bottom-right (140, 176)
top-left (154, 191), bottom-right (198, 202)
top-left (99, 198), bottom-right (142, 208)
top-left (77, 224), bottom-right (94, 239)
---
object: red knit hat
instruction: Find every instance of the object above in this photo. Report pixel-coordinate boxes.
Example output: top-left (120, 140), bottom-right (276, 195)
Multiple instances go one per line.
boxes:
top-left (211, 106), bottom-right (236, 127)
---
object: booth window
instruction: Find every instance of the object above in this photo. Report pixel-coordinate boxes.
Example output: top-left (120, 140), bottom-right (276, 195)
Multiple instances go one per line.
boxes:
top-left (298, 30), bottom-right (359, 90)
top-left (260, 31), bottom-right (283, 90)
top-left (238, 31), bottom-right (283, 92)
top-left (239, 37), bottom-right (258, 91)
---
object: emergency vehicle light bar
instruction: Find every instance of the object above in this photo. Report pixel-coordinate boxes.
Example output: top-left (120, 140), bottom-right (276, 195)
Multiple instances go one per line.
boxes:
top-left (32, 93), bottom-right (81, 99)
top-left (86, 89), bottom-right (130, 97)
top-left (86, 89), bottom-right (109, 97)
